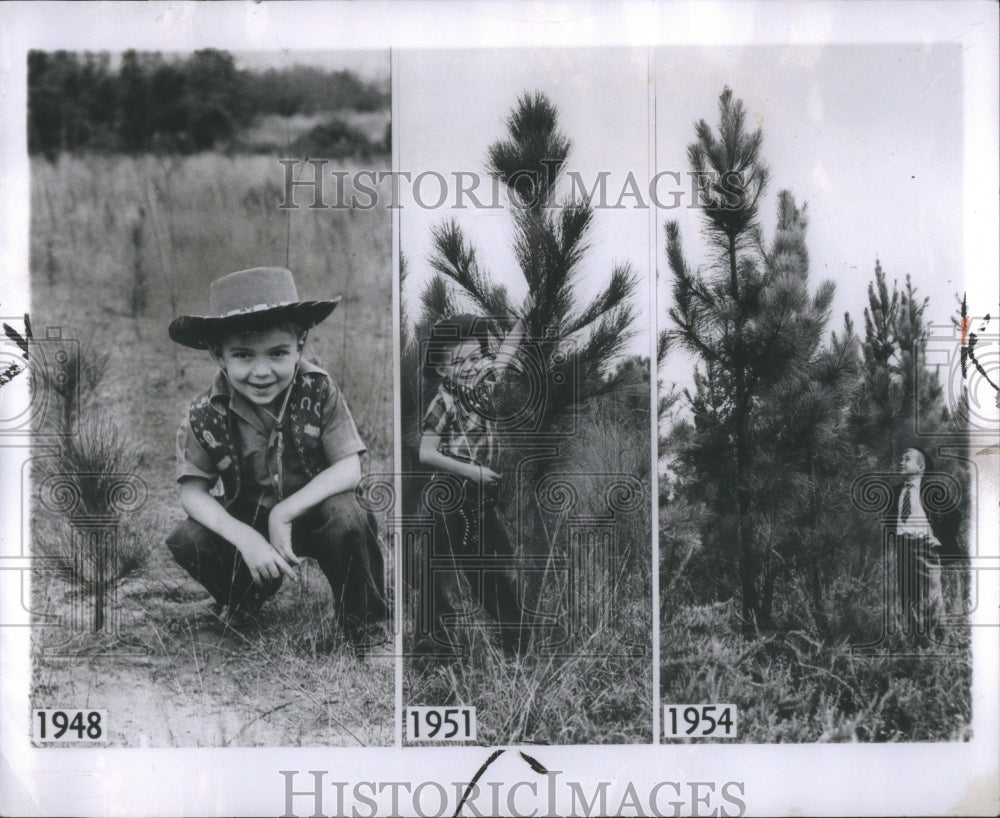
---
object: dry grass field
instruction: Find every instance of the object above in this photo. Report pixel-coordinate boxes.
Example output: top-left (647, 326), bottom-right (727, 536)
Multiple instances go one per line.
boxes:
top-left (659, 506), bottom-right (973, 743)
top-left (28, 151), bottom-right (394, 746)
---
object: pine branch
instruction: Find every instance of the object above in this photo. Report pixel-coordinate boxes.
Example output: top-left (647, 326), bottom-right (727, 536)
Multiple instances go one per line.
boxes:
top-left (564, 263), bottom-right (636, 337)
top-left (557, 204), bottom-right (593, 271)
top-left (487, 91), bottom-right (571, 209)
top-left (428, 220), bottom-right (509, 318)
top-left (657, 330), bottom-right (671, 367)
top-left (563, 308), bottom-right (636, 404)
top-left (511, 208), bottom-right (574, 324)
top-left (0, 362), bottom-right (25, 387)
top-left (419, 274), bottom-right (455, 327)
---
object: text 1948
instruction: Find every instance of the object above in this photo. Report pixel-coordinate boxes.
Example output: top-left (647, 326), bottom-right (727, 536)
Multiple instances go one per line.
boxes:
top-left (34, 710), bottom-right (106, 742)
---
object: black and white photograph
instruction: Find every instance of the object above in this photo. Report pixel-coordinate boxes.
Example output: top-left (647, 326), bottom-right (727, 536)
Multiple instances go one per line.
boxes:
top-left (396, 47), bottom-right (654, 745)
top-left (0, 2), bottom-right (997, 817)
top-left (17, 45), bottom-right (395, 747)
top-left (655, 44), bottom-right (984, 743)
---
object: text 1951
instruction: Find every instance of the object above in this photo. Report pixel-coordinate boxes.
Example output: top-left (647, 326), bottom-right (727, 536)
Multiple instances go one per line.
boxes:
top-left (663, 704), bottom-right (737, 739)
top-left (34, 710), bottom-right (106, 742)
top-left (406, 707), bottom-right (476, 742)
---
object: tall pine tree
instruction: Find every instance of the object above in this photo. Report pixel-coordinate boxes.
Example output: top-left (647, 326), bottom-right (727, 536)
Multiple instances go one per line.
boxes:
top-left (666, 88), bottom-right (838, 634)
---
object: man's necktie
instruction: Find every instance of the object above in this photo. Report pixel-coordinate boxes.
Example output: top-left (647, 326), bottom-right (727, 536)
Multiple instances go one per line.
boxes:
top-left (901, 483), bottom-right (912, 522)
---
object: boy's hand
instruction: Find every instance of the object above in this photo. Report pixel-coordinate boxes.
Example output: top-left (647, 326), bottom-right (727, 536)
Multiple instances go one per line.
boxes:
top-left (268, 504), bottom-right (303, 568)
top-left (236, 529), bottom-right (297, 585)
top-left (477, 465), bottom-right (501, 486)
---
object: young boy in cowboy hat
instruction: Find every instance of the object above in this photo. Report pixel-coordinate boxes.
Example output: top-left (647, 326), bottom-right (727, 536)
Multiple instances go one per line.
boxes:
top-left (166, 266), bottom-right (388, 652)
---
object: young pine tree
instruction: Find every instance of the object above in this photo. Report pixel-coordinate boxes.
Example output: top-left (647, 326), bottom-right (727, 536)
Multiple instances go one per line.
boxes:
top-left (404, 91), bottom-right (639, 470)
top-left (854, 260), bottom-right (950, 467)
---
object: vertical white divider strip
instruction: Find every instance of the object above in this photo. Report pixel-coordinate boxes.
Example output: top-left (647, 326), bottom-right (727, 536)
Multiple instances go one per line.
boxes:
top-left (390, 44), bottom-right (404, 750)
top-left (649, 43), bottom-right (661, 746)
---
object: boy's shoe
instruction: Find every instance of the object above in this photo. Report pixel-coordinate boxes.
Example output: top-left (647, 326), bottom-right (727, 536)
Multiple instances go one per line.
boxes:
top-left (348, 625), bottom-right (391, 660)
top-left (224, 607), bottom-right (260, 629)
top-left (218, 597), bottom-right (266, 630)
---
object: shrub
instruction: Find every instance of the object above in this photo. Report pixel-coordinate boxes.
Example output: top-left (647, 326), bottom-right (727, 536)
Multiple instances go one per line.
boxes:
top-left (37, 415), bottom-right (151, 585)
top-left (290, 119), bottom-right (374, 160)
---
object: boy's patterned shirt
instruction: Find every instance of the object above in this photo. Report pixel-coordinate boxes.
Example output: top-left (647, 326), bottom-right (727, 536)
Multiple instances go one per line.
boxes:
top-left (421, 355), bottom-right (499, 469)
top-left (176, 359), bottom-right (365, 508)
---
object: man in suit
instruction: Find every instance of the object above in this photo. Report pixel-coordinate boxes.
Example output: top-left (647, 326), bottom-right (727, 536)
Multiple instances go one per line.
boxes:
top-left (884, 447), bottom-right (961, 639)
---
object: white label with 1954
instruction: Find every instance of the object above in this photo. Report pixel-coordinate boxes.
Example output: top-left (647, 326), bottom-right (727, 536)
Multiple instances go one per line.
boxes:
top-left (663, 704), bottom-right (737, 739)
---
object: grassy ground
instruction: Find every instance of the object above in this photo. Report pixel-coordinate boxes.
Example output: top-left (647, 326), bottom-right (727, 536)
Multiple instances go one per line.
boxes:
top-left (660, 548), bottom-right (973, 743)
top-left (28, 151), bottom-right (393, 747)
top-left (403, 408), bottom-right (654, 745)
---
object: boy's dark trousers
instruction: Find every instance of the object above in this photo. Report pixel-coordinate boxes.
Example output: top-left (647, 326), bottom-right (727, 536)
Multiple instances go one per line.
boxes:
top-left (166, 492), bottom-right (389, 646)
top-left (893, 532), bottom-right (944, 639)
top-left (420, 488), bottom-right (528, 655)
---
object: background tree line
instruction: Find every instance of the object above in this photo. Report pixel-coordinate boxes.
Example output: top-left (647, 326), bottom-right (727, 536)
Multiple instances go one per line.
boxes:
top-left (28, 49), bottom-right (389, 158)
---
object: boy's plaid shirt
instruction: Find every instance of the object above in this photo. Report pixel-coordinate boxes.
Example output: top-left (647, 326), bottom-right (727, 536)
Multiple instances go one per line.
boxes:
top-left (421, 356), bottom-right (499, 469)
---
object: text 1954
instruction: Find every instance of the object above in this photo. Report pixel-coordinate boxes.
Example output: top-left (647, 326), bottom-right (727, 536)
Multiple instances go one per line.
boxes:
top-left (406, 707), bottom-right (476, 742)
top-left (34, 710), bottom-right (106, 742)
top-left (663, 704), bottom-right (737, 739)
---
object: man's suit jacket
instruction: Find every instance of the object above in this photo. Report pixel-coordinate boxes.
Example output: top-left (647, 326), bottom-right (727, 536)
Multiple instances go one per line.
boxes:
top-left (883, 476), bottom-right (963, 557)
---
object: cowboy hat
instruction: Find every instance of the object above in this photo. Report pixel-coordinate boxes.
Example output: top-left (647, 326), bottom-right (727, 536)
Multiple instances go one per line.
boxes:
top-left (168, 267), bottom-right (340, 350)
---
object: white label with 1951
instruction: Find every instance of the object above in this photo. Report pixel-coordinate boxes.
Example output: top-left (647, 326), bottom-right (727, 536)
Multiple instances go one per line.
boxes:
top-left (34, 710), bottom-right (106, 742)
top-left (663, 704), bottom-right (737, 739)
top-left (406, 707), bottom-right (476, 742)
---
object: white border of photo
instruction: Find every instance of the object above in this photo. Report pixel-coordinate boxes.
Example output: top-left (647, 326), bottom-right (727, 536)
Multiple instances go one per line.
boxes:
top-left (0, 2), bottom-right (996, 816)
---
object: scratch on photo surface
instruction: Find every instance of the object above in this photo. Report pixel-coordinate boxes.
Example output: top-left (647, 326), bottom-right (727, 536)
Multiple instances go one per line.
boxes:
top-left (962, 305), bottom-right (998, 392)
top-left (452, 748), bottom-right (549, 817)
top-left (0, 313), bottom-right (31, 388)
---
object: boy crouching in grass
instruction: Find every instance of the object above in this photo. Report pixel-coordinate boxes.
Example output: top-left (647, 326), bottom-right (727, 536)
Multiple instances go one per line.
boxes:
top-left (166, 266), bottom-right (389, 654)
top-left (417, 299), bottom-right (533, 657)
